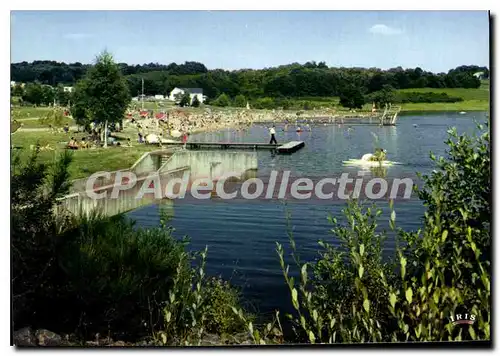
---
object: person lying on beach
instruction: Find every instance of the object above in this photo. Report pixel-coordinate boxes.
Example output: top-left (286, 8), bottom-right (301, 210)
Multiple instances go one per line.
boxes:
top-left (67, 137), bottom-right (79, 150)
top-left (79, 137), bottom-right (89, 149)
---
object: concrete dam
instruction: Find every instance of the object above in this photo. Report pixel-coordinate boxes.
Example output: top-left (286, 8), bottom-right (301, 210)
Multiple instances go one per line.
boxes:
top-left (57, 149), bottom-right (259, 217)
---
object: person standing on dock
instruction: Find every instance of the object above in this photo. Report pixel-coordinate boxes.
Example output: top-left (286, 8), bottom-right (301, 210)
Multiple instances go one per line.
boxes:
top-left (269, 125), bottom-right (278, 145)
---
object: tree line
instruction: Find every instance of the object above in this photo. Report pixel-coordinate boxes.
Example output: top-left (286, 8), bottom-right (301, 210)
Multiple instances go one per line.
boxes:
top-left (11, 60), bottom-right (488, 100)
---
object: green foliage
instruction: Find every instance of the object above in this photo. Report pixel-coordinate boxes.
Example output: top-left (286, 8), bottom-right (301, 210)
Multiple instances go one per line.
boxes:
top-left (233, 94), bottom-right (247, 108)
top-left (339, 85), bottom-right (365, 109)
top-left (203, 277), bottom-right (249, 335)
top-left (70, 81), bottom-right (91, 128)
top-left (39, 108), bottom-right (66, 128)
top-left (11, 148), bottom-right (250, 343)
top-left (42, 85), bottom-right (55, 105)
top-left (179, 92), bottom-right (191, 107)
top-left (394, 91), bottom-right (464, 104)
top-left (22, 82), bottom-right (45, 106)
top-left (57, 216), bottom-right (190, 339)
top-left (12, 61), bottom-right (486, 101)
top-left (56, 84), bottom-right (71, 106)
top-left (12, 84), bottom-right (25, 97)
top-left (11, 148), bottom-right (73, 331)
top-left (414, 124), bottom-right (490, 279)
top-left (78, 51), bottom-right (131, 127)
top-left (277, 124), bottom-right (490, 343)
top-left (157, 249), bottom-right (249, 346)
top-left (368, 85), bottom-right (395, 108)
top-left (252, 97), bottom-right (275, 109)
top-left (191, 95), bottom-right (201, 107)
top-left (212, 93), bottom-right (231, 107)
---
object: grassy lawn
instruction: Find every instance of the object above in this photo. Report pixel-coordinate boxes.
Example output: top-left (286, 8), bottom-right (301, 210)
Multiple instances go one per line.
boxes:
top-left (11, 131), bottom-right (155, 180)
top-left (14, 117), bottom-right (76, 128)
top-left (395, 84), bottom-right (490, 112)
top-left (396, 87), bottom-right (490, 101)
top-left (398, 100), bottom-right (489, 113)
top-left (11, 106), bottom-right (54, 119)
top-left (130, 100), bottom-right (176, 110)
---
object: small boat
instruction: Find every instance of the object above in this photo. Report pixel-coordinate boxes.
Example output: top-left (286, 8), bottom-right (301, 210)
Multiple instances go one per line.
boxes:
top-left (459, 111), bottom-right (467, 115)
top-left (343, 152), bottom-right (401, 167)
top-left (342, 159), bottom-right (400, 167)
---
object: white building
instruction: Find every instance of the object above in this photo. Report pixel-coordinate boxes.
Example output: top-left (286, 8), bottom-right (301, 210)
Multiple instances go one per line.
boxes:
top-left (154, 94), bottom-right (165, 100)
top-left (63, 86), bottom-right (73, 93)
top-left (169, 87), bottom-right (204, 104)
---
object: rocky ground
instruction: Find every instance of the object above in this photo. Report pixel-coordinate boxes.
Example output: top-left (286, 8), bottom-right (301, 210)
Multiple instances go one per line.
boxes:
top-left (12, 327), bottom-right (262, 347)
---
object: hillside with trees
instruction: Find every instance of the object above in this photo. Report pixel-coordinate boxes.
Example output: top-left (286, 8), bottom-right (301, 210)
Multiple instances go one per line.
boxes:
top-left (11, 61), bottom-right (488, 102)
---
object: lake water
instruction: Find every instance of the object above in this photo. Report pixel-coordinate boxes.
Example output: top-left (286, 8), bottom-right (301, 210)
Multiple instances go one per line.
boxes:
top-left (128, 111), bottom-right (487, 315)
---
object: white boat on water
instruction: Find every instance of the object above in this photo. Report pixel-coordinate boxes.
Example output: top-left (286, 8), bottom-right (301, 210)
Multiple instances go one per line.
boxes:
top-left (343, 152), bottom-right (401, 167)
top-left (343, 159), bottom-right (400, 167)
top-left (459, 111), bottom-right (467, 114)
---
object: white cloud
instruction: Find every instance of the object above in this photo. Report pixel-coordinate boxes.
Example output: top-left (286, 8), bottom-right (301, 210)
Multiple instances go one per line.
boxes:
top-left (63, 33), bottom-right (93, 40)
top-left (368, 24), bottom-right (403, 36)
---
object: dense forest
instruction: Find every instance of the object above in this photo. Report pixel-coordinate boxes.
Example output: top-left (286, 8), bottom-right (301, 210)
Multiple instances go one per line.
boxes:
top-left (11, 61), bottom-right (488, 100)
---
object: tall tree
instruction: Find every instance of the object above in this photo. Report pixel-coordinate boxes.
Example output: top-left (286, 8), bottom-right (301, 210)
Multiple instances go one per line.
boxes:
top-left (370, 85), bottom-right (395, 109)
top-left (79, 51), bottom-right (130, 147)
top-left (70, 81), bottom-right (91, 131)
top-left (179, 92), bottom-right (191, 107)
top-left (339, 85), bottom-right (365, 110)
top-left (41, 85), bottom-right (55, 106)
top-left (12, 84), bottom-right (24, 98)
top-left (22, 82), bottom-right (44, 106)
top-left (56, 84), bottom-right (71, 106)
top-left (191, 95), bottom-right (200, 107)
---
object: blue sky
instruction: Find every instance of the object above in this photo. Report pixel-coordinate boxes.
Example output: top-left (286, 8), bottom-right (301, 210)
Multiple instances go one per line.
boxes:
top-left (11, 11), bottom-right (489, 73)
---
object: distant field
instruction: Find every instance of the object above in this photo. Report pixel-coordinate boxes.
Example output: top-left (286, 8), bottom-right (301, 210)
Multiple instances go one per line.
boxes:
top-left (398, 101), bottom-right (489, 113)
top-left (396, 87), bottom-right (490, 101)
top-left (396, 82), bottom-right (489, 112)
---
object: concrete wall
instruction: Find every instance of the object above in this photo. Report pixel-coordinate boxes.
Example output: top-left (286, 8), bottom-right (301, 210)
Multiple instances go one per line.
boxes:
top-left (130, 152), bottom-right (162, 176)
top-left (58, 167), bottom-right (188, 217)
top-left (158, 150), bottom-right (258, 180)
top-left (69, 169), bottom-right (128, 193)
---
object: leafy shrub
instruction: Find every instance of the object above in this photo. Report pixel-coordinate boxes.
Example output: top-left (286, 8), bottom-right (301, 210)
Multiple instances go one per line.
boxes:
top-left (203, 277), bottom-right (250, 335)
top-left (212, 93), bottom-right (231, 107)
top-left (277, 123), bottom-right (490, 343)
top-left (11, 148), bottom-right (249, 343)
top-left (233, 94), bottom-right (247, 108)
top-left (11, 148), bottom-right (73, 331)
top-left (252, 97), bottom-right (275, 110)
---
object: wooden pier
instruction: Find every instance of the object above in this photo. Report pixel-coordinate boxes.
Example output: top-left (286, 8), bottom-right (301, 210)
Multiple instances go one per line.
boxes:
top-left (277, 141), bottom-right (305, 154)
top-left (160, 141), bottom-right (305, 154)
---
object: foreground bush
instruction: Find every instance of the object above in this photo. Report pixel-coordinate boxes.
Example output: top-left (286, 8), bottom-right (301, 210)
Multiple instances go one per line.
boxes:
top-left (11, 149), bottom-right (249, 342)
top-left (277, 123), bottom-right (490, 343)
